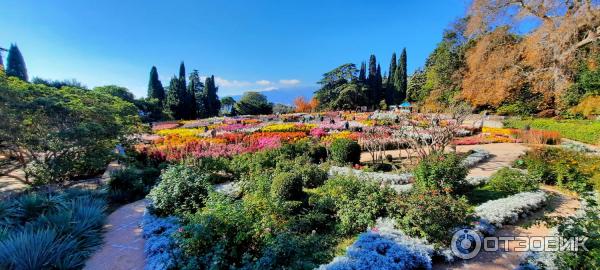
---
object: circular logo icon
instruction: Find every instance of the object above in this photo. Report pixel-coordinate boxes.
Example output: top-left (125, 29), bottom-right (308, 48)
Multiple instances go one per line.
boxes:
top-left (451, 229), bottom-right (482, 259)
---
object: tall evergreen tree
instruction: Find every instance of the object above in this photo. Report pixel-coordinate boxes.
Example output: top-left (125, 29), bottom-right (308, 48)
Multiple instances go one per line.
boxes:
top-left (367, 55), bottom-right (379, 107)
top-left (358, 62), bottom-right (367, 83)
top-left (189, 70), bottom-right (206, 118)
top-left (148, 66), bottom-right (166, 104)
top-left (179, 61), bottom-right (186, 86)
top-left (376, 64), bottom-right (384, 106)
top-left (396, 48), bottom-right (408, 103)
top-left (164, 76), bottom-right (187, 119)
top-left (185, 70), bottom-right (203, 120)
top-left (385, 53), bottom-right (397, 105)
top-left (6, 44), bottom-right (28, 81)
top-left (204, 75), bottom-right (221, 117)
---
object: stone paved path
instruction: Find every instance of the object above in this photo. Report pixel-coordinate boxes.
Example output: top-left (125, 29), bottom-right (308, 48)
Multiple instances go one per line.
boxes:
top-left (84, 199), bottom-right (148, 270)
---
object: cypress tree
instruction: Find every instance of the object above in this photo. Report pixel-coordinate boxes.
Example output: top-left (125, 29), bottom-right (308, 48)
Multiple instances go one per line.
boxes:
top-left (204, 75), bottom-right (221, 117)
top-left (358, 62), bottom-right (367, 83)
top-left (397, 48), bottom-right (408, 103)
top-left (385, 53), bottom-right (397, 105)
top-left (179, 61), bottom-right (186, 86)
top-left (367, 55), bottom-right (378, 107)
top-left (376, 64), bottom-right (383, 106)
top-left (148, 66), bottom-right (166, 104)
top-left (189, 70), bottom-right (205, 118)
top-left (164, 76), bottom-right (187, 119)
top-left (6, 44), bottom-right (28, 81)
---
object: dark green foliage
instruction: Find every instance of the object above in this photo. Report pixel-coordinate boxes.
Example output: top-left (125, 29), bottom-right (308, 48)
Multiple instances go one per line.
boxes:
top-left (0, 190), bottom-right (106, 270)
top-left (413, 152), bottom-right (468, 194)
top-left (148, 164), bottom-right (213, 215)
top-left (93, 85), bottom-right (135, 103)
top-left (562, 55), bottom-right (600, 108)
top-left (147, 66), bottom-right (166, 103)
top-left (270, 172), bottom-right (305, 201)
top-left (108, 168), bottom-right (144, 203)
top-left (395, 191), bottom-right (472, 246)
top-left (107, 166), bottom-right (160, 203)
top-left (396, 48), bottom-right (408, 103)
top-left (164, 76), bottom-right (188, 119)
top-left (179, 61), bottom-right (186, 86)
top-left (6, 44), bottom-right (27, 81)
top-left (203, 75), bottom-right (221, 117)
top-left (0, 75), bottom-right (141, 184)
top-left (31, 77), bottom-right (87, 89)
top-left (329, 138), bottom-right (361, 165)
top-left (308, 144), bottom-right (327, 164)
top-left (487, 168), bottom-right (539, 194)
top-left (385, 52), bottom-right (397, 105)
top-left (234, 91), bottom-right (273, 115)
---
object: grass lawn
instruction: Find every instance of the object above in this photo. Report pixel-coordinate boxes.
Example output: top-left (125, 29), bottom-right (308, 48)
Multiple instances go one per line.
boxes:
top-left (504, 118), bottom-right (600, 145)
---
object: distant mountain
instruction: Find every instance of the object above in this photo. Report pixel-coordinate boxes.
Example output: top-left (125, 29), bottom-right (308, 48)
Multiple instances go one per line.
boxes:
top-left (230, 86), bottom-right (317, 105)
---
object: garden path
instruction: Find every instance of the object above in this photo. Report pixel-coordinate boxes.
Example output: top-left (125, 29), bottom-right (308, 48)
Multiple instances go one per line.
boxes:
top-left (433, 186), bottom-right (580, 270)
top-left (84, 199), bottom-right (148, 270)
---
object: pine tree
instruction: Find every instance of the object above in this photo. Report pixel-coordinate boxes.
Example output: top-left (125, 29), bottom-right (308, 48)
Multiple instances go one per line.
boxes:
top-left (397, 48), bottom-right (408, 103)
top-left (6, 44), bottom-right (28, 81)
top-left (148, 66), bottom-right (166, 104)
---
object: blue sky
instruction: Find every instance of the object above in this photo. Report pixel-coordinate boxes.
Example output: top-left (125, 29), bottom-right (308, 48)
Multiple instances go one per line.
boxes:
top-left (0, 0), bottom-right (469, 98)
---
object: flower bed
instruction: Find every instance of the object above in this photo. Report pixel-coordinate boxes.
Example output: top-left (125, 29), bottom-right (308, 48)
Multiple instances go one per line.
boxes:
top-left (329, 166), bottom-right (413, 185)
top-left (318, 218), bottom-right (434, 270)
top-left (141, 212), bottom-right (181, 270)
top-left (475, 191), bottom-right (547, 233)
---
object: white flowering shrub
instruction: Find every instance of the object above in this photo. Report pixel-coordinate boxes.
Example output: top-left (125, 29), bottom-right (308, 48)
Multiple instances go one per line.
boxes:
top-left (214, 181), bottom-right (241, 197)
top-left (466, 176), bottom-right (489, 186)
top-left (329, 166), bottom-right (413, 185)
top-left (475, 191), bottom-right (547, 228)
top-left (461, 149), bottom-right (490, 168)
top-left (318, 219), bottom-right (434, 270)
top-left (141, 212), bottom-right (181, 270)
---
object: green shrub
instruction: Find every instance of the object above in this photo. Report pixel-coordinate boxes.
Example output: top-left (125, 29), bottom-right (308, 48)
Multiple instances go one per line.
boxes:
top-left (414, 152), bottom-right (468, 194)
top-left (298, 164), bottom-right (328, 188)
top-left (396, 191), bottom-right (472, 246)
top-left (270, 172), bottom-right (304, 202)
top-left (108, 168), bottom-right (145, 203)
top-left (313, 175), bottom-right (396, 235)
top-left (329, 138), bottom-right (361, 165)
top-left (308, 144), bottom-right (328, 164)
top-left (148, 164), bottom-right (213, 216)
top-left (487, 168), bottom-right (539, 194)
top-left (520, 147), bottom-right (596, 192)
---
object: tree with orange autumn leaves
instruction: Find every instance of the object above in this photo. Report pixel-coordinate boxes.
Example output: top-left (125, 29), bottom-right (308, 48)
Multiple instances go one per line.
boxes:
top-left (411, 0), bottom-right (599, 115)
top-left (293, 96), bottom-right (319, 113)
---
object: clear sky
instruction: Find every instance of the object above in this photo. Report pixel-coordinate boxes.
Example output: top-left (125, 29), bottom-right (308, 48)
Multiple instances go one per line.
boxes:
top-left (0, 0), bottom-right (469, 98)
